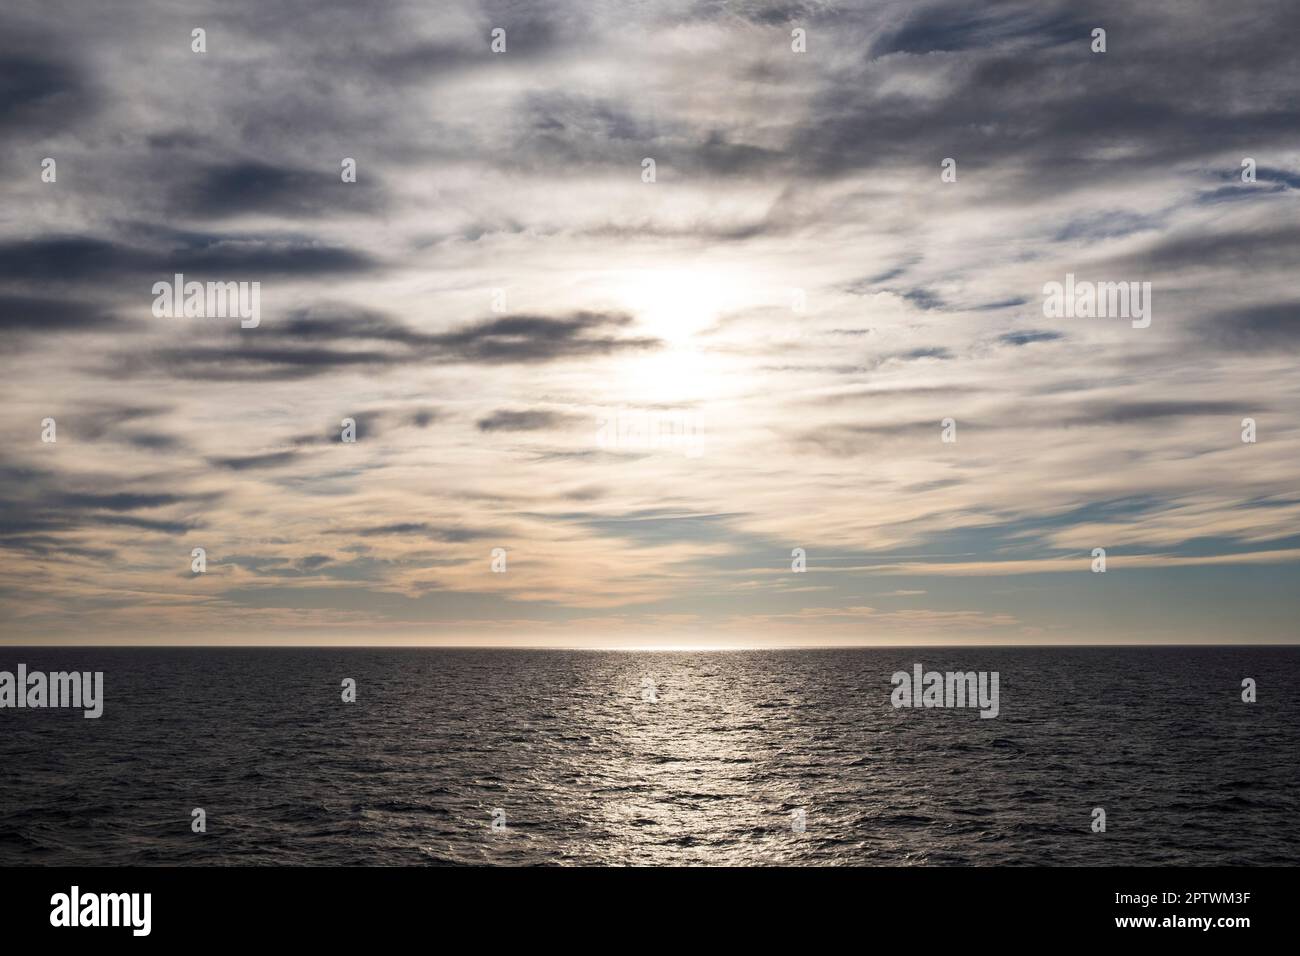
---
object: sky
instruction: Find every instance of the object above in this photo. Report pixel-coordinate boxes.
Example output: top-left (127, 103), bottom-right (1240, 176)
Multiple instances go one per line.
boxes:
top-left (1, 0), bottom-right (1298, 646)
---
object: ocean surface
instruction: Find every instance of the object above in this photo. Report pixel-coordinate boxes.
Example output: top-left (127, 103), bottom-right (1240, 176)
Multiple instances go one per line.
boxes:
top-left (0, 646), bottom-right (1297, 866)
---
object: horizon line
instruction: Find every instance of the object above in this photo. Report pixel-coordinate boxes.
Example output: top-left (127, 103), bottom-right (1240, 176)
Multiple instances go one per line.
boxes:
top-left (2, 641), bottom-right (1298, 651)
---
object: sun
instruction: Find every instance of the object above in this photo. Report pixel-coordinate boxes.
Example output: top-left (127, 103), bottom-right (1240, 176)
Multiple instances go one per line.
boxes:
top-left (635, 269), bottom-right (729, 342)
top-left (565, 264), bottom-right (762, 409)
top-left (613, 267), bottom-right (734, 343)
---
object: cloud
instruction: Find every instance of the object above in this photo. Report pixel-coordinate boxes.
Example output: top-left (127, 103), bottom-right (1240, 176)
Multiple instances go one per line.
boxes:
top-left (1063, 401), bottom-right (1260, 426)
top-left (0, 230), bottom-right (375, 287)
top-left (998, 330), bottom-right (1063, 346)
top-left (0, 47), bottom-right (93, 131)
top-left (0, 294), bottom-right (120, 333)
top-left (871, 1), bottom-right (1086, 56)
top-left (346, 523), bottom-right (499, 542)
top-left (431, 312), bottom-right (660, 364)
top-left (476, 409), bottom-right (574, 432)
top-left (176, 160), bottom-right (385, 219)
top-left (207, 451), bottom-right (300, 471)
top-left (2, 0), bottom-right (1298, 645)
top-left (0, 464), bottom-right (214, 548)
top-left (110, 308), bottom-right (662, 381)
top-left (1198, 302), bottom-right (1300, 353)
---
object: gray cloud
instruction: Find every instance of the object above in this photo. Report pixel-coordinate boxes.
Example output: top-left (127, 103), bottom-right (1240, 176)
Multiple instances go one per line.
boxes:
top-left (207, 451), bottom-right (300, 471)
top-left (477, 409), bottom-right (574, 432)
top-left (1064, 401), bottom-right (1261, 426)
top-left (998, 330), bottom-right (1063, 346)
top-left (871, 2), bottom-right (1087, 56)
top-left (347, 523), bottom-right (500, 542)
top-left (432, 312), bottom-right (659, 364)
top-left (176, 161), bottom-right (385, 219)
top-left (110, 308), bottom-right (661, 381)
top-left (0, 45), bottom-right (93, 131)
top-left (1198, 303), bottom-right (1300, 353)
top-left (0, 464), bottom-right (213, 546)
top-left (0, 230), bottom-right (375, 289)
top-left (0, 293), bottom-right (120, 333)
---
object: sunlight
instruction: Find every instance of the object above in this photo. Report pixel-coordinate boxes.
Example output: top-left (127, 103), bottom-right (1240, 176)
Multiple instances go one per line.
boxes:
top-left (581, 266), bottom-right (756, 412)
top-left (622, 268), bottom-right (729, 342)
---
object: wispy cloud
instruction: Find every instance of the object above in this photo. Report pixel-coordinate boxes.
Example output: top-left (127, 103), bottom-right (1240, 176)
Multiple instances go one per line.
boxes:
top-left (1, 0), bottom-right (1297, 644)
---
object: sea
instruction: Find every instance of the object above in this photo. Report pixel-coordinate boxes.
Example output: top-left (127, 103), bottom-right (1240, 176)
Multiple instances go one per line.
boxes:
top-left (0, 646), bottom-right (1296, 866)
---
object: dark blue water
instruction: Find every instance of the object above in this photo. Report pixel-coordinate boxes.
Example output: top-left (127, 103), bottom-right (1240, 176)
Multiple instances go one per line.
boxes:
top-left (0, 647), bottom-right (1296, 865)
